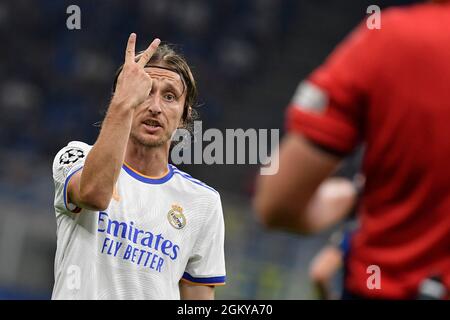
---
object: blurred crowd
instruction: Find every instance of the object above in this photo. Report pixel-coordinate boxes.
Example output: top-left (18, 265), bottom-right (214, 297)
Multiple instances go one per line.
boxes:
top-left (0, 0), bottom-right (303, 202)
top-left (0, 0), bottom-right (297, 158)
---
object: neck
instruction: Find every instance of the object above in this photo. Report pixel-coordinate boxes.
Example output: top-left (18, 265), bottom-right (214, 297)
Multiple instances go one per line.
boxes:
top-left (124, 139), bottom-right (171, 178)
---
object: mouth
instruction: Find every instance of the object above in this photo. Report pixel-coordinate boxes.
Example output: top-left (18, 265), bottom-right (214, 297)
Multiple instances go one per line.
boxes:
top-left (142, 119), bottom-right (163, 134)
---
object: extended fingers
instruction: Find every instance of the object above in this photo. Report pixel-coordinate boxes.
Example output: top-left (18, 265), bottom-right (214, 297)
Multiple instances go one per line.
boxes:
top-left (125, 33), bottom-right (137, 64)
top-left (137, 38), bottom-right (161, 68)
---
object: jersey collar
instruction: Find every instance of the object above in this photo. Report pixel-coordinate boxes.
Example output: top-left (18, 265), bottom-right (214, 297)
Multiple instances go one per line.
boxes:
top-left (122, 162), bottom-right (174, 184)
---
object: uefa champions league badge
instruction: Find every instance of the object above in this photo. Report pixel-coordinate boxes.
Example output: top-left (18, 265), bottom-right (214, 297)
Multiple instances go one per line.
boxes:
top-left (59, 148), bottom-right (85, 166)
top-left (167, 204), bottom-right (186, 230)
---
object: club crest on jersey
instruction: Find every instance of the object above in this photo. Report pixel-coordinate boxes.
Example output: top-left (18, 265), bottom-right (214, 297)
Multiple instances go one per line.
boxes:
top-left (167, 204), bottom-right (186, 230)
top-left (59, 148), bottom-right (85, 166)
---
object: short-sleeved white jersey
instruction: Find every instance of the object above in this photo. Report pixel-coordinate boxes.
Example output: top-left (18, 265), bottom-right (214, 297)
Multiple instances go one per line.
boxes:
top-left (51, 141), bottom-right (226, 300)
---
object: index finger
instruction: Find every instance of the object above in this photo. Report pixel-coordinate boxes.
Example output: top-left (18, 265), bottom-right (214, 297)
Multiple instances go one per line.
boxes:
top-left (137, 38), bottom-right (161, 68)
top-left (125, 33), bottom-right (137, 64)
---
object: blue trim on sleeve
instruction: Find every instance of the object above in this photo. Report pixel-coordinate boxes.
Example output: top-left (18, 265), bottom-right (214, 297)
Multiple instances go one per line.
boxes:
top-left (182, 272), bottom-right (226, 284)
top-left (122, 164), bottom-right (174, 184)
top-left (63, 166), bottom-right (83, 211)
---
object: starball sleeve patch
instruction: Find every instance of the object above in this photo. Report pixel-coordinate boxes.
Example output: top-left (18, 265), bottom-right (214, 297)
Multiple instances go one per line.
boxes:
top-left (59, 147), bottom-right (86, 166)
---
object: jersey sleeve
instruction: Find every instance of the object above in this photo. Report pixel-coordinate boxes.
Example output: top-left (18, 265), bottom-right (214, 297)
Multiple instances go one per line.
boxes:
top-left (286, 20), bottom-right (386, 155)
top-left (52, 141), bottom-right (91, 214)
top-left (182, 194), bottom-right (226, 286)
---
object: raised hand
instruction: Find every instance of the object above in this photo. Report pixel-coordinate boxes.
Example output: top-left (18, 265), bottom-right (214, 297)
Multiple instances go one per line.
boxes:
top-left (113, 33), bottom-right (161, 109)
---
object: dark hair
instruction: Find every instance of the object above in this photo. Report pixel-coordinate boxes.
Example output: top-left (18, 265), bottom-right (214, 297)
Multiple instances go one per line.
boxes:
top-left (112, 43), bottom-right (199, 131)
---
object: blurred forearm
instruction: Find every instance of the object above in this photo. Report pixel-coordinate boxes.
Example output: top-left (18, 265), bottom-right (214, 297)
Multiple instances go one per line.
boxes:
top-left (301, 177), bottom-right (357, 233)
top-left (253, 134), bottom-right (340, 234)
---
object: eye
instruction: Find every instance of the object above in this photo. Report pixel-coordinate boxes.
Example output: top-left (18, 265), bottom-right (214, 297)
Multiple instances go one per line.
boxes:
top-left (164, 93), bottom-right (176, 102)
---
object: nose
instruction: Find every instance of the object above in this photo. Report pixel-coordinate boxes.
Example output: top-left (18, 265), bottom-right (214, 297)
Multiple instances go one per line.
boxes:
top-left (147, 91), bottom-right (162, 115)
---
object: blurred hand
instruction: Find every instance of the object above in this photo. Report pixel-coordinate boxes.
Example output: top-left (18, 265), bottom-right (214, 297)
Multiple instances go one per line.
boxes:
top-left (113, 33), bottom-right (161, 109)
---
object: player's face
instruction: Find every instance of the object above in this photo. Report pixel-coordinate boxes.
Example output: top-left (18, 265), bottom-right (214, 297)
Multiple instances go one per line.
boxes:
top-left (130, 67), bottom-right (186, 148)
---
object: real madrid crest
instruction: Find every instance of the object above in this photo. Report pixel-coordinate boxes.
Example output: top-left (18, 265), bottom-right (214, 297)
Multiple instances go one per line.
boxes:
top-left (167, 204), bottom-right (186, 229)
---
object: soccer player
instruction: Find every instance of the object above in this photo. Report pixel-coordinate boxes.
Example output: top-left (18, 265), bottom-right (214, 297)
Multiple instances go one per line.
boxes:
top-left (253, 2), bottom-right (450, 299)
top-left (51, 34), bottom-right (226, 299)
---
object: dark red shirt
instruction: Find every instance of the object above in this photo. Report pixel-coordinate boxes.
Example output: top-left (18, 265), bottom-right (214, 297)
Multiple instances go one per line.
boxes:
top-left (286, 3), bottom-right (450, 299)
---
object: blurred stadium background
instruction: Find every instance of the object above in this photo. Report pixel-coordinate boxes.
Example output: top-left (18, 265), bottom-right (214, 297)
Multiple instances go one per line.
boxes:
top-left (0, 0), bottom-right (415, 299)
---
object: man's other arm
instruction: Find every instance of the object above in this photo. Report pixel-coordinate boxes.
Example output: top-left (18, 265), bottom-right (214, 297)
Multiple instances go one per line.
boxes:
top-left (253, 133), bottom-right (341, 234)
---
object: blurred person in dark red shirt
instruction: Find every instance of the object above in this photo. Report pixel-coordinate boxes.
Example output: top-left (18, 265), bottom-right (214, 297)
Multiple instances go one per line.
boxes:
top-left (253, 1), bottom-right (450, 299)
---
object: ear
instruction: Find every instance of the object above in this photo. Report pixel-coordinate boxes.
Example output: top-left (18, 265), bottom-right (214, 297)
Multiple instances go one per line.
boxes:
top-left (178, 106), bottom-right (192, 129)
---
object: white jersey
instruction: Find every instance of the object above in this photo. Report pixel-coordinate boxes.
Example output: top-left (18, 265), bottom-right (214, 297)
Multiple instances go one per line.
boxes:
top-left (51, 141), bottom-right (226, 300)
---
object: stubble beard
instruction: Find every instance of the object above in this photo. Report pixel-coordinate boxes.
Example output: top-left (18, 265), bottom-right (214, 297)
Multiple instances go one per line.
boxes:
top-left (130, 128), bottom-right (171, 148)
